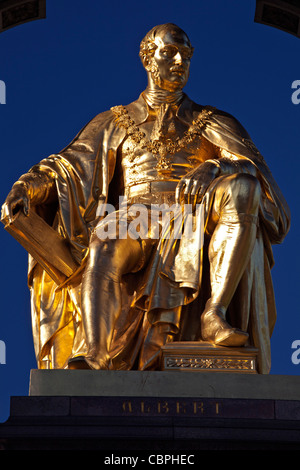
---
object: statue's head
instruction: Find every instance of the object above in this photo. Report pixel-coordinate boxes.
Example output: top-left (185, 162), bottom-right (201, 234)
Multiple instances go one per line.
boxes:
top-left (140, 23), bottom-right (194, 92)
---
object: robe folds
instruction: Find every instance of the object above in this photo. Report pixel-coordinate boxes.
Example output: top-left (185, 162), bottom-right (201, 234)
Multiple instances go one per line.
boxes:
top-left (26, 94), bottom-right (290, 373)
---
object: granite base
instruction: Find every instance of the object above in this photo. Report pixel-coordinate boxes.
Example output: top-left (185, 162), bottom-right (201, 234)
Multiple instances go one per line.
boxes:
top-left (0, 370), bottom-right (299, 451)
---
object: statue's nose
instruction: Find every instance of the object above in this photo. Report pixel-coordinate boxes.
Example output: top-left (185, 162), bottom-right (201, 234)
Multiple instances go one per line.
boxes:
top-left (174, 52), bottom-right (183, 64)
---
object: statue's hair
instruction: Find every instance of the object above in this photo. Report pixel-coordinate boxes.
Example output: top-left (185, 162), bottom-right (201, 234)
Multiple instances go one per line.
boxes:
top-left (139, 23), bottom-right (193, 68)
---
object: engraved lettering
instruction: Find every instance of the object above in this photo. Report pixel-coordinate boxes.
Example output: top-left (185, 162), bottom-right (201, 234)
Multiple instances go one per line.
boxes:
top-left (158, 401), bottom-right (169, 413)
top-left (176, 401), bottom-right (186, 414)
top-left (141, 401), bottom-right (151, 413)
top-left (122, 401), bottom-right (132, 413)
top-left (193, 401), bottom-right (204, 414)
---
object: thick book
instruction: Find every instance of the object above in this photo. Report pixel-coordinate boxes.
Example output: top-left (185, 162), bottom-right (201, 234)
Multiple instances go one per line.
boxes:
top-left (2, 210), bottom-right (78, 285)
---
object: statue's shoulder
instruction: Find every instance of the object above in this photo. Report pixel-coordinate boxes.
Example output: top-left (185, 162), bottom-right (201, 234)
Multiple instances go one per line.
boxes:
top-left (189, 97), bottom-right (265, 160)
top-left (67, 109), bottom-right (118, 146)
top-left (85, 108), bottom-right (116, 128)
top-left (191, 98), bottom-right (251, 140)
top-left (88, 95), bottom-right (146, 129)
top-left (213, 108), bottom-right (250, 138)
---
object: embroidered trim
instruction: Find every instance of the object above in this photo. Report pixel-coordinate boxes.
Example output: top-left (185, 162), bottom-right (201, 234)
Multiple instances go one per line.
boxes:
top-left (111, 104), bottom-right (215, 171)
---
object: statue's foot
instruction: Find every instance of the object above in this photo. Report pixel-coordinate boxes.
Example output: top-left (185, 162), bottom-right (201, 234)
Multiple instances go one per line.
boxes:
top-left (201, 306), bottom-right (248, 347)
top-left (67, 355), bottom-right (109, 370)
top-left (139, 323), bottom-right (175, 371)
top-left (67, 356), bottom-right (91, 370)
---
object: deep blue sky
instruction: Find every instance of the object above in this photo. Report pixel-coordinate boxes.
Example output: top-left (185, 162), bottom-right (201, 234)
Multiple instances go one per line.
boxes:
top-left (0, 1), bottom-right (299, 422)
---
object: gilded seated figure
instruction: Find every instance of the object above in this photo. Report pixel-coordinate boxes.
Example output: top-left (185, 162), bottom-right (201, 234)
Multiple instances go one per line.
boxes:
top-left (1, 24), bottom-right (290, 374)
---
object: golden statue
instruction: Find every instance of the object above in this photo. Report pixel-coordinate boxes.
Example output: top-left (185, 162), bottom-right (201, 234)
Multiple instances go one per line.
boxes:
top-left (1, 24), bottom-right (290, 374)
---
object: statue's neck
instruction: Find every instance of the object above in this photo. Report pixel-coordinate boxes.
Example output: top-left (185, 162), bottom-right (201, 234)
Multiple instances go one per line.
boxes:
top-left (143, 85), bottom-right (184, 109)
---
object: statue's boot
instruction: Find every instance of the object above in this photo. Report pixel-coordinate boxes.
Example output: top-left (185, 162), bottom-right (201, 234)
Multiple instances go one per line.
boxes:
top-left (201, 174), bottom-right (261, 347)
top-left (201, 214), bottom-right (258, 346)
top-left (75, 235), bottom-right (147, 369)
top-left (139, 322), bottom-right (177, 370)
top-left (201, 302), bottom-right (249, 346)
top-left (67, 356), bottom-right (92, 370)
top-left (67, 354), bottom-right (109, 370)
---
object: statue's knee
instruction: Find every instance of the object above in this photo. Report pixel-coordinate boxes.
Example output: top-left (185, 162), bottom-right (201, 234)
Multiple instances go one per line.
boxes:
top-left (89, 233), bottom-right (110, 255)
top-left (227, 173), bottom-right (261, 213)
top-left (88, 237), bottom-right (121, 271)
top-left (88, 236), bottom-right (141, 275)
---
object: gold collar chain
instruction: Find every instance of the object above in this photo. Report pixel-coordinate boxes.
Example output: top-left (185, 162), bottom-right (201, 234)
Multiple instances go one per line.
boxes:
top-left (111, 104), bottom-right (215, 171)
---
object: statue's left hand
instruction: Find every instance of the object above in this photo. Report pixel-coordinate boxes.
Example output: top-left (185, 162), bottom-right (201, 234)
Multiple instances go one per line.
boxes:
top-left (175, 160), bottom-right (220, 207)
top-left (1, 182), bottom-right (30, 225)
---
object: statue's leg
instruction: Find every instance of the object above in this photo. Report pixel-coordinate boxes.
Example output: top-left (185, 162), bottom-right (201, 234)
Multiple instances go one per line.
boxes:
top-left (138, 307), bottom-right (181, 371)
top-left (201, 173), bottom-right (261, 346)
top-left (69, 233), bottom-right (150, 369)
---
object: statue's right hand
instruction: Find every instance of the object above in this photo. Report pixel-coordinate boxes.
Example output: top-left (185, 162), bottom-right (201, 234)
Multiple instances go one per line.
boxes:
top-left (1, 183), bottom-right (29, 225)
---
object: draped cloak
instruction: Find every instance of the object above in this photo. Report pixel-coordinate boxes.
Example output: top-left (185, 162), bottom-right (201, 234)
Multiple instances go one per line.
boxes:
top-left (26, 94), bottom-right (290, 373)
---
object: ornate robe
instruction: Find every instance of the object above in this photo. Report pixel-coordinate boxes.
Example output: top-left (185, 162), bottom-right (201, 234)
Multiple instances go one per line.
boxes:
top-left (26, 93), bottom-right (290, 373)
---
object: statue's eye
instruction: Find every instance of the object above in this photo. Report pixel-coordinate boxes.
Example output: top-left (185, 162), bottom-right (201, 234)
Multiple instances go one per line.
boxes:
top-left (181, 49), bottom-right (193, 60)
top-left (161, 46), bottom-right (192, 60)
top-left (161, 46), bottom-right (177, 58)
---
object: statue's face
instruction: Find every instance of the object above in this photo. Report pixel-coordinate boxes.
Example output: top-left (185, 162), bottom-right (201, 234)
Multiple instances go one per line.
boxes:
top-left (149, 29), bottom-right (192, 91)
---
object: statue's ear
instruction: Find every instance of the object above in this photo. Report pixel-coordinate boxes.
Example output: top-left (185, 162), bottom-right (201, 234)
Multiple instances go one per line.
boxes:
top-left (144, 59), bottom-right (153, 73)
top-left (139, 42), bottom-right (157, 72)
top-left (143, 57), bottom-right (151, 72)
top-left (143, 56), bottom-right (158, 74)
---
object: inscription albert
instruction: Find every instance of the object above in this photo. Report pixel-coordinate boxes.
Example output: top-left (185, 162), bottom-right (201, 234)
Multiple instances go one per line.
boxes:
top-left (121, 399), bottom-right (221, 416)
top-left (70, 396), bottom-right (275, 420)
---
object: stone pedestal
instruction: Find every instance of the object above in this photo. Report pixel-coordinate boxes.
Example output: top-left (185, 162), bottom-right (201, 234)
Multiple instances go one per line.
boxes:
top-left (1, 370), bottom-right (300, 451)
top-left (161, 341), bottom-right (258, 373)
